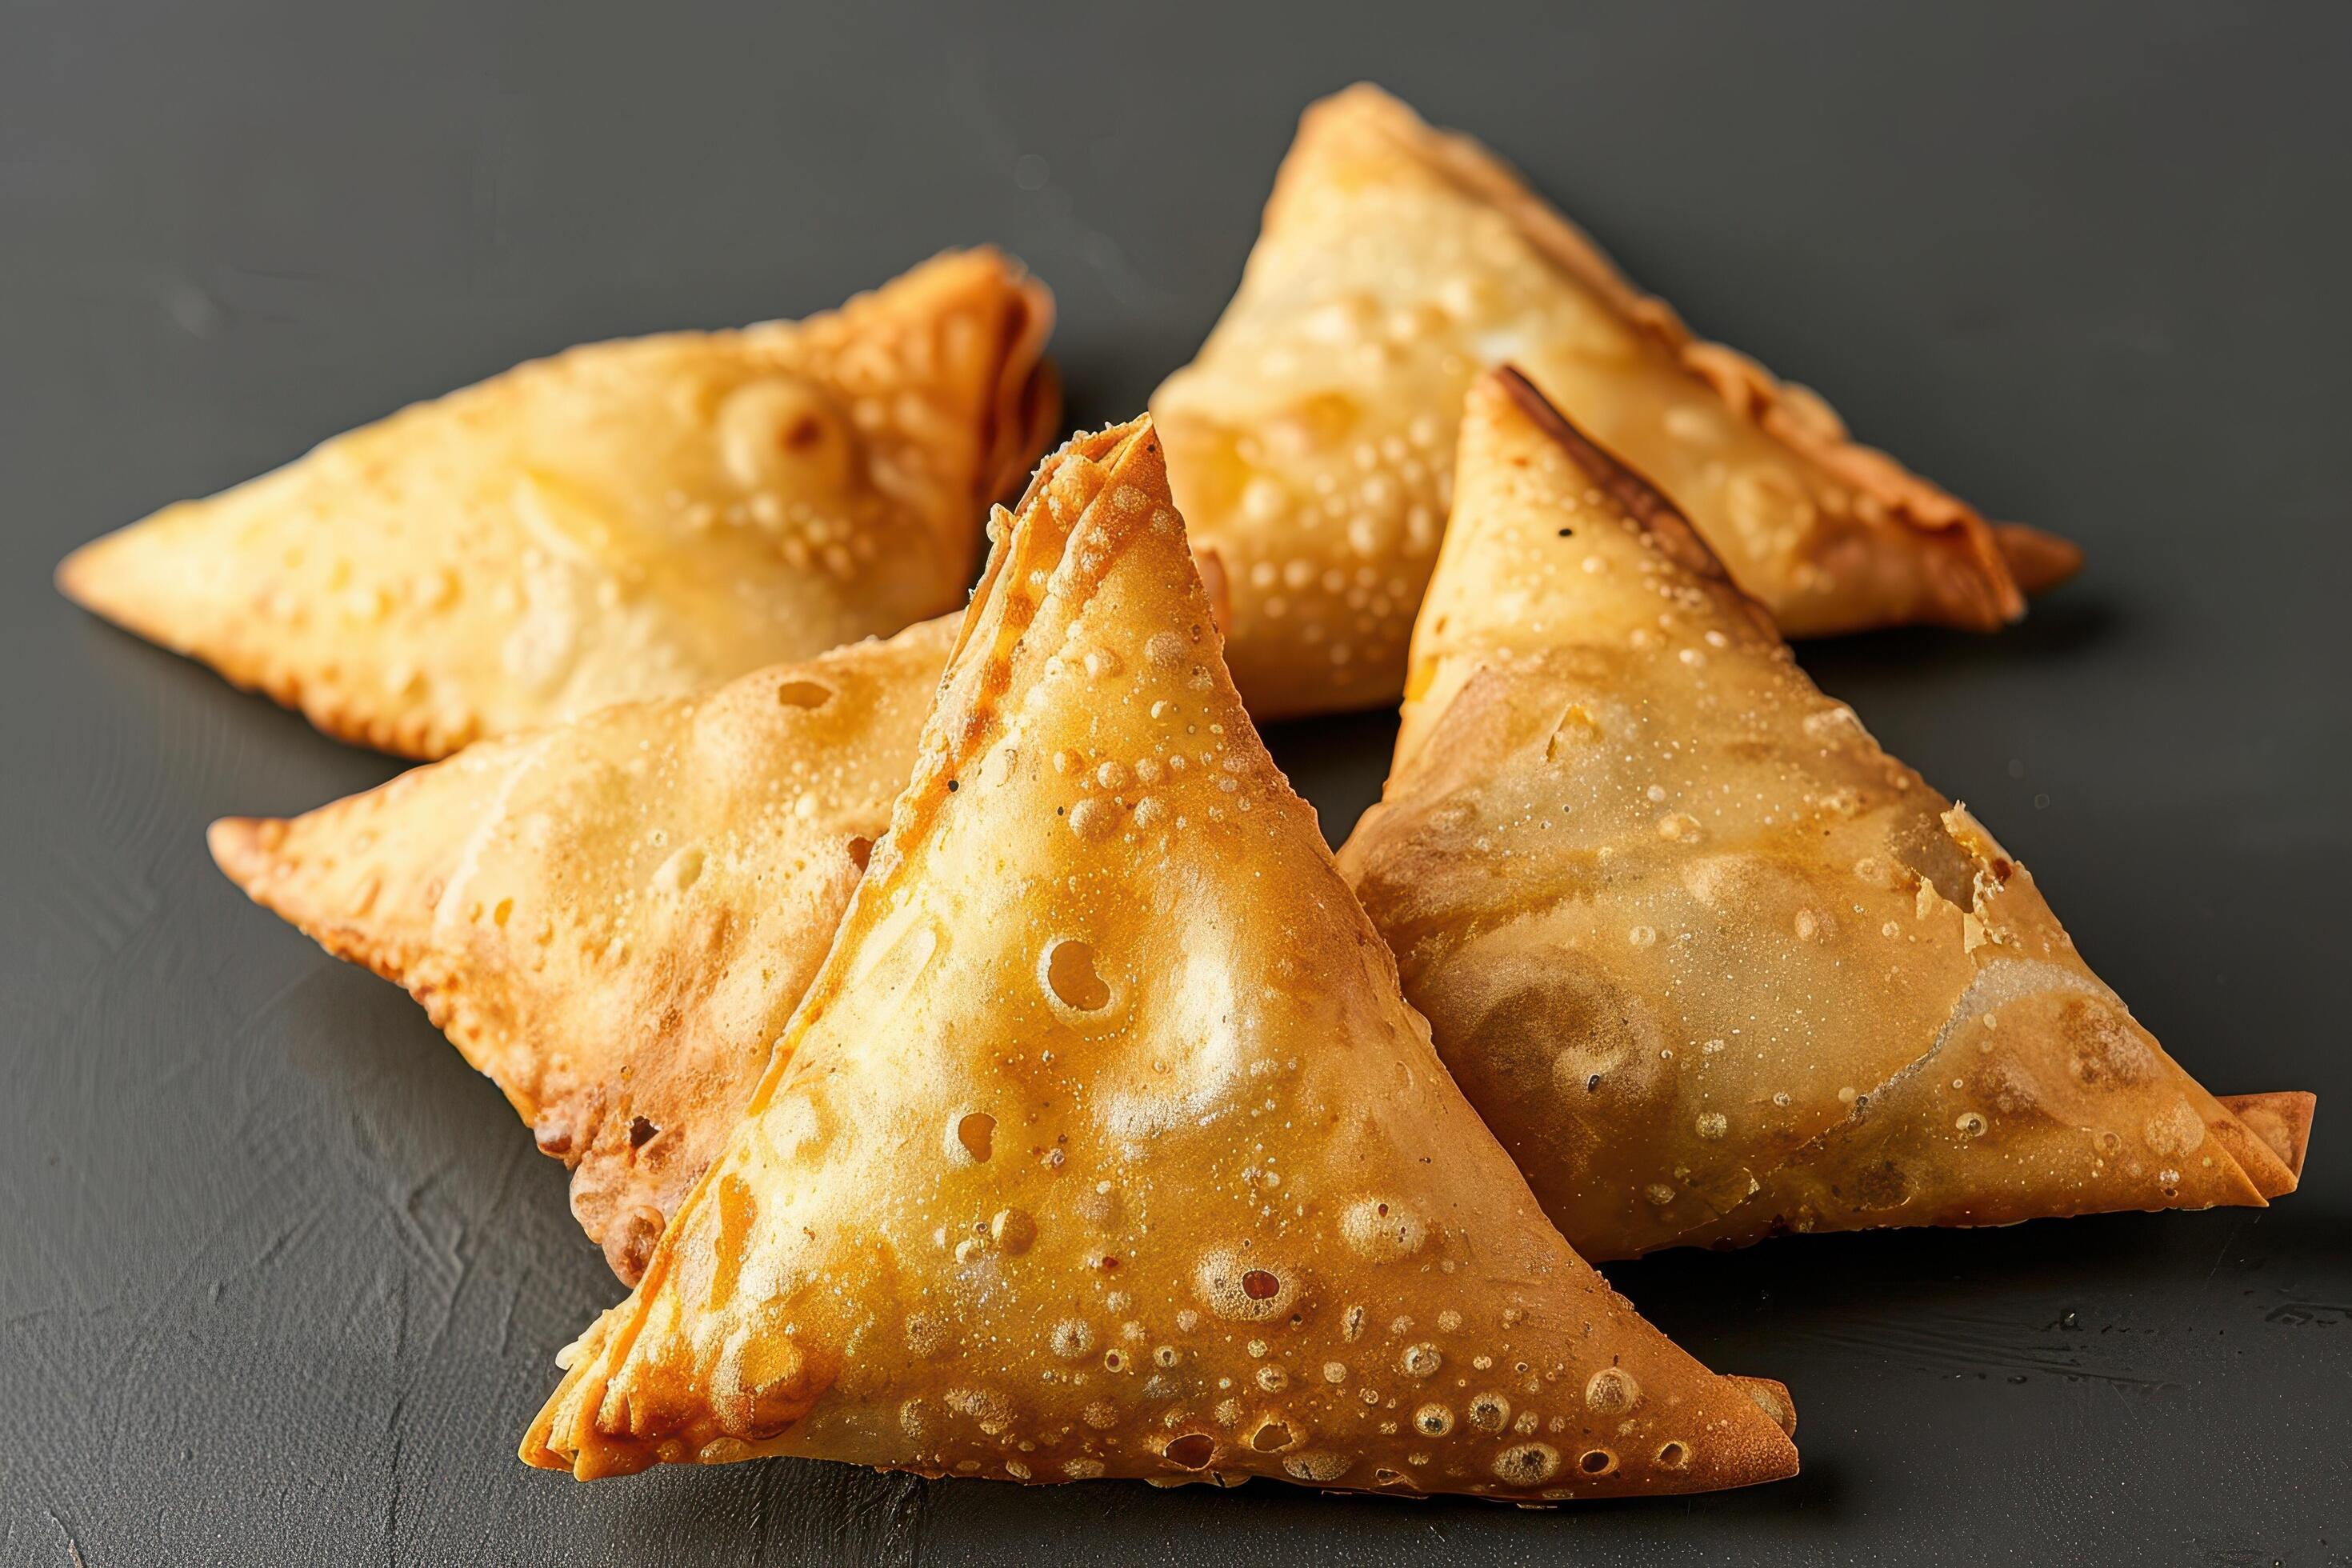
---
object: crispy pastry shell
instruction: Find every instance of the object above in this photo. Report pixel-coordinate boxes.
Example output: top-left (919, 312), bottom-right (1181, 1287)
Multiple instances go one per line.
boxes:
top-left (65, 250), bottom-right (1054, 757)
top-left (521, 416), bottom-right (1798, 1501)
top-left (1154, 85), bottom-right (2078, 719)
top-left (1338, 370), bottom-right (2306, 1258)
top-left (210, 616), bottom-right (954, 1280)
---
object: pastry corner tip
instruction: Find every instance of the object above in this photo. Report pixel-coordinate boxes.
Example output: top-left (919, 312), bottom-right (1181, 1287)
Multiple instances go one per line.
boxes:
top-left (1046, 412), bottom-right (1157, 478)
top-left (205, 816), bottom-right (271, 883)
top-left (1474, 364), bottom-right (1738, 588)
top-left (1308, 79), bottom-right (1412, 124)
top-left (2219, 1090), bottom-right (2318, 1187)
top-left (54, 532), bottom-right (117, 613)
top-left (1721, 1375), bottom-right (1802, 1486)
top-left (1325, 78), bottom-right (1402, 106)
top-left (518, 1386), bottom-right (593, 1477)
top-left (1728, 1374), bottom-right (1798, 1441)
top-left (1992, 522), bottom-right (2086, 598)
top-left (516, 1429), bottom-right (574, 1476)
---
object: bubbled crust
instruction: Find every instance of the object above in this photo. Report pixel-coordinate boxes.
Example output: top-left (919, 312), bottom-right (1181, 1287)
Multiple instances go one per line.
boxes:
top-left (521, 416), bottom-right (1799, 1502)
top-left (1338, 373), bottom-right (2305, 1260)
top-left (1153, 84), bottom-right (2070, 722)
top-left (209, 615), bottom-right (957, 1282)
top-left (61, 250), bottom-right (1055, 759)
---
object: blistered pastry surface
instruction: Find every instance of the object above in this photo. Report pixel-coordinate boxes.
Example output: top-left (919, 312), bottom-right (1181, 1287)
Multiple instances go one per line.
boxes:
top-left (1342, 374), bottom-right (2294, 1258)
top-left (1154, 85), bottom-right (2030, 719)
top-left (63, 250), bottom-right (1054, 756)
top-left (211, 616), bottom-right (955, 1281)
top-left (523, 418), bottom-right (1798, 1500)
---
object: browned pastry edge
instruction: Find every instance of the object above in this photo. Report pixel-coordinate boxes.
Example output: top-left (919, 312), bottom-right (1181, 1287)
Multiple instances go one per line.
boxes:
top-left (207, 815), bottom-right (422, 990)
top-left (1490, 366), bottom-right (1729, 585)
top-left (54, 533), bottom-right (487, 758)
top-left (533, 422), bottom-right (1166, 1474)
top-left (974, 261), bottom-right (1062, 512)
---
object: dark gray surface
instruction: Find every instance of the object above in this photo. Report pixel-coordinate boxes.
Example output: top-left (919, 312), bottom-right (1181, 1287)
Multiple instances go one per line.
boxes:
top-left (4, 2), bottom-right (2348, 1562)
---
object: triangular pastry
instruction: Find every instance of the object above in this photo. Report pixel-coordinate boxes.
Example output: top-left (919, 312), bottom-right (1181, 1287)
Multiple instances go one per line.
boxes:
top-left (1152, 85), bottom-right (2079, 719)
top-left (62, 250), bottom-right (1056, 758)
top-left (1338, 370), bottom-right (2310, 1259)
top-left (210, 616), bottom-right (954, 1282)
top-left (521, 416), bottom-right (1801, 1500)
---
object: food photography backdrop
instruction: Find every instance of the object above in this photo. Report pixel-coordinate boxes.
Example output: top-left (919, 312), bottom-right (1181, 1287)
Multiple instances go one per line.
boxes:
top-left (3, 2), bottom-right (2346, 1562)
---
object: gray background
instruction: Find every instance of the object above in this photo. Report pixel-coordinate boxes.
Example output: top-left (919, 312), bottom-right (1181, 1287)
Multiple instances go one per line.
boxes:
top-left (4, 2), bottom-right (2347, 1562)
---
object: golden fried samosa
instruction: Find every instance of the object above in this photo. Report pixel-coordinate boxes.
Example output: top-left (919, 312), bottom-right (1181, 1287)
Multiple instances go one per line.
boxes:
top-left (62, 250), bottom-right (1055, 758)
top-left (1338, 370), bottom-right (2310, 1259)
top-left (210, 616), bottom-right (954, 1282)
top-left (1153, 85), bottom-right (2078, 719)
top-left (521, 416), bottom-right (1800, 1502)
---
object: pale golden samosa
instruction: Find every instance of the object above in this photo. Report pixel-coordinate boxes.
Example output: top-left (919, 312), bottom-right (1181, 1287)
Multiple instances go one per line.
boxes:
top-left (1338, 370), bottom-right (2310, 1259)
top-left (210, 617), bottom-right (954, 1282)
top-left (521, 417), bottom-right (1801, 1501)
top-left (62, 250), bottom-right (1054, 758)
top-left (1153, 85), bottom-right (2079, 719)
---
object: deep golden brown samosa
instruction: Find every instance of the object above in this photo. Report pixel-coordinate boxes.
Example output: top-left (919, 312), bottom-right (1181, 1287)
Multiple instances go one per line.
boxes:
top-left (1153, 85), bottom-right (2079, 719)
top-left (210, 617), bottom-right (954, 1282)
top-left (1338, 370), bottom-right (2310, 1259)
top-left (522, 417), bottom-right (1800, 1501)
top-left (62, 250), bottom-right (1054, 757)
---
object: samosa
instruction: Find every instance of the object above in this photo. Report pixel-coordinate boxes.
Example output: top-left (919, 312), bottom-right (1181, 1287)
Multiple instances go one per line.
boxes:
top-left (1153, 85), bottom-right (2078, 719)
top-left (210, 617), bottom-right (953, 1282)
top-left (62, 250), bottom-right (1054, 758)
top-left (522, 416), bottom-right (1800, 1501)
top-left (1338, 370), bottom-right (2310, 1259)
